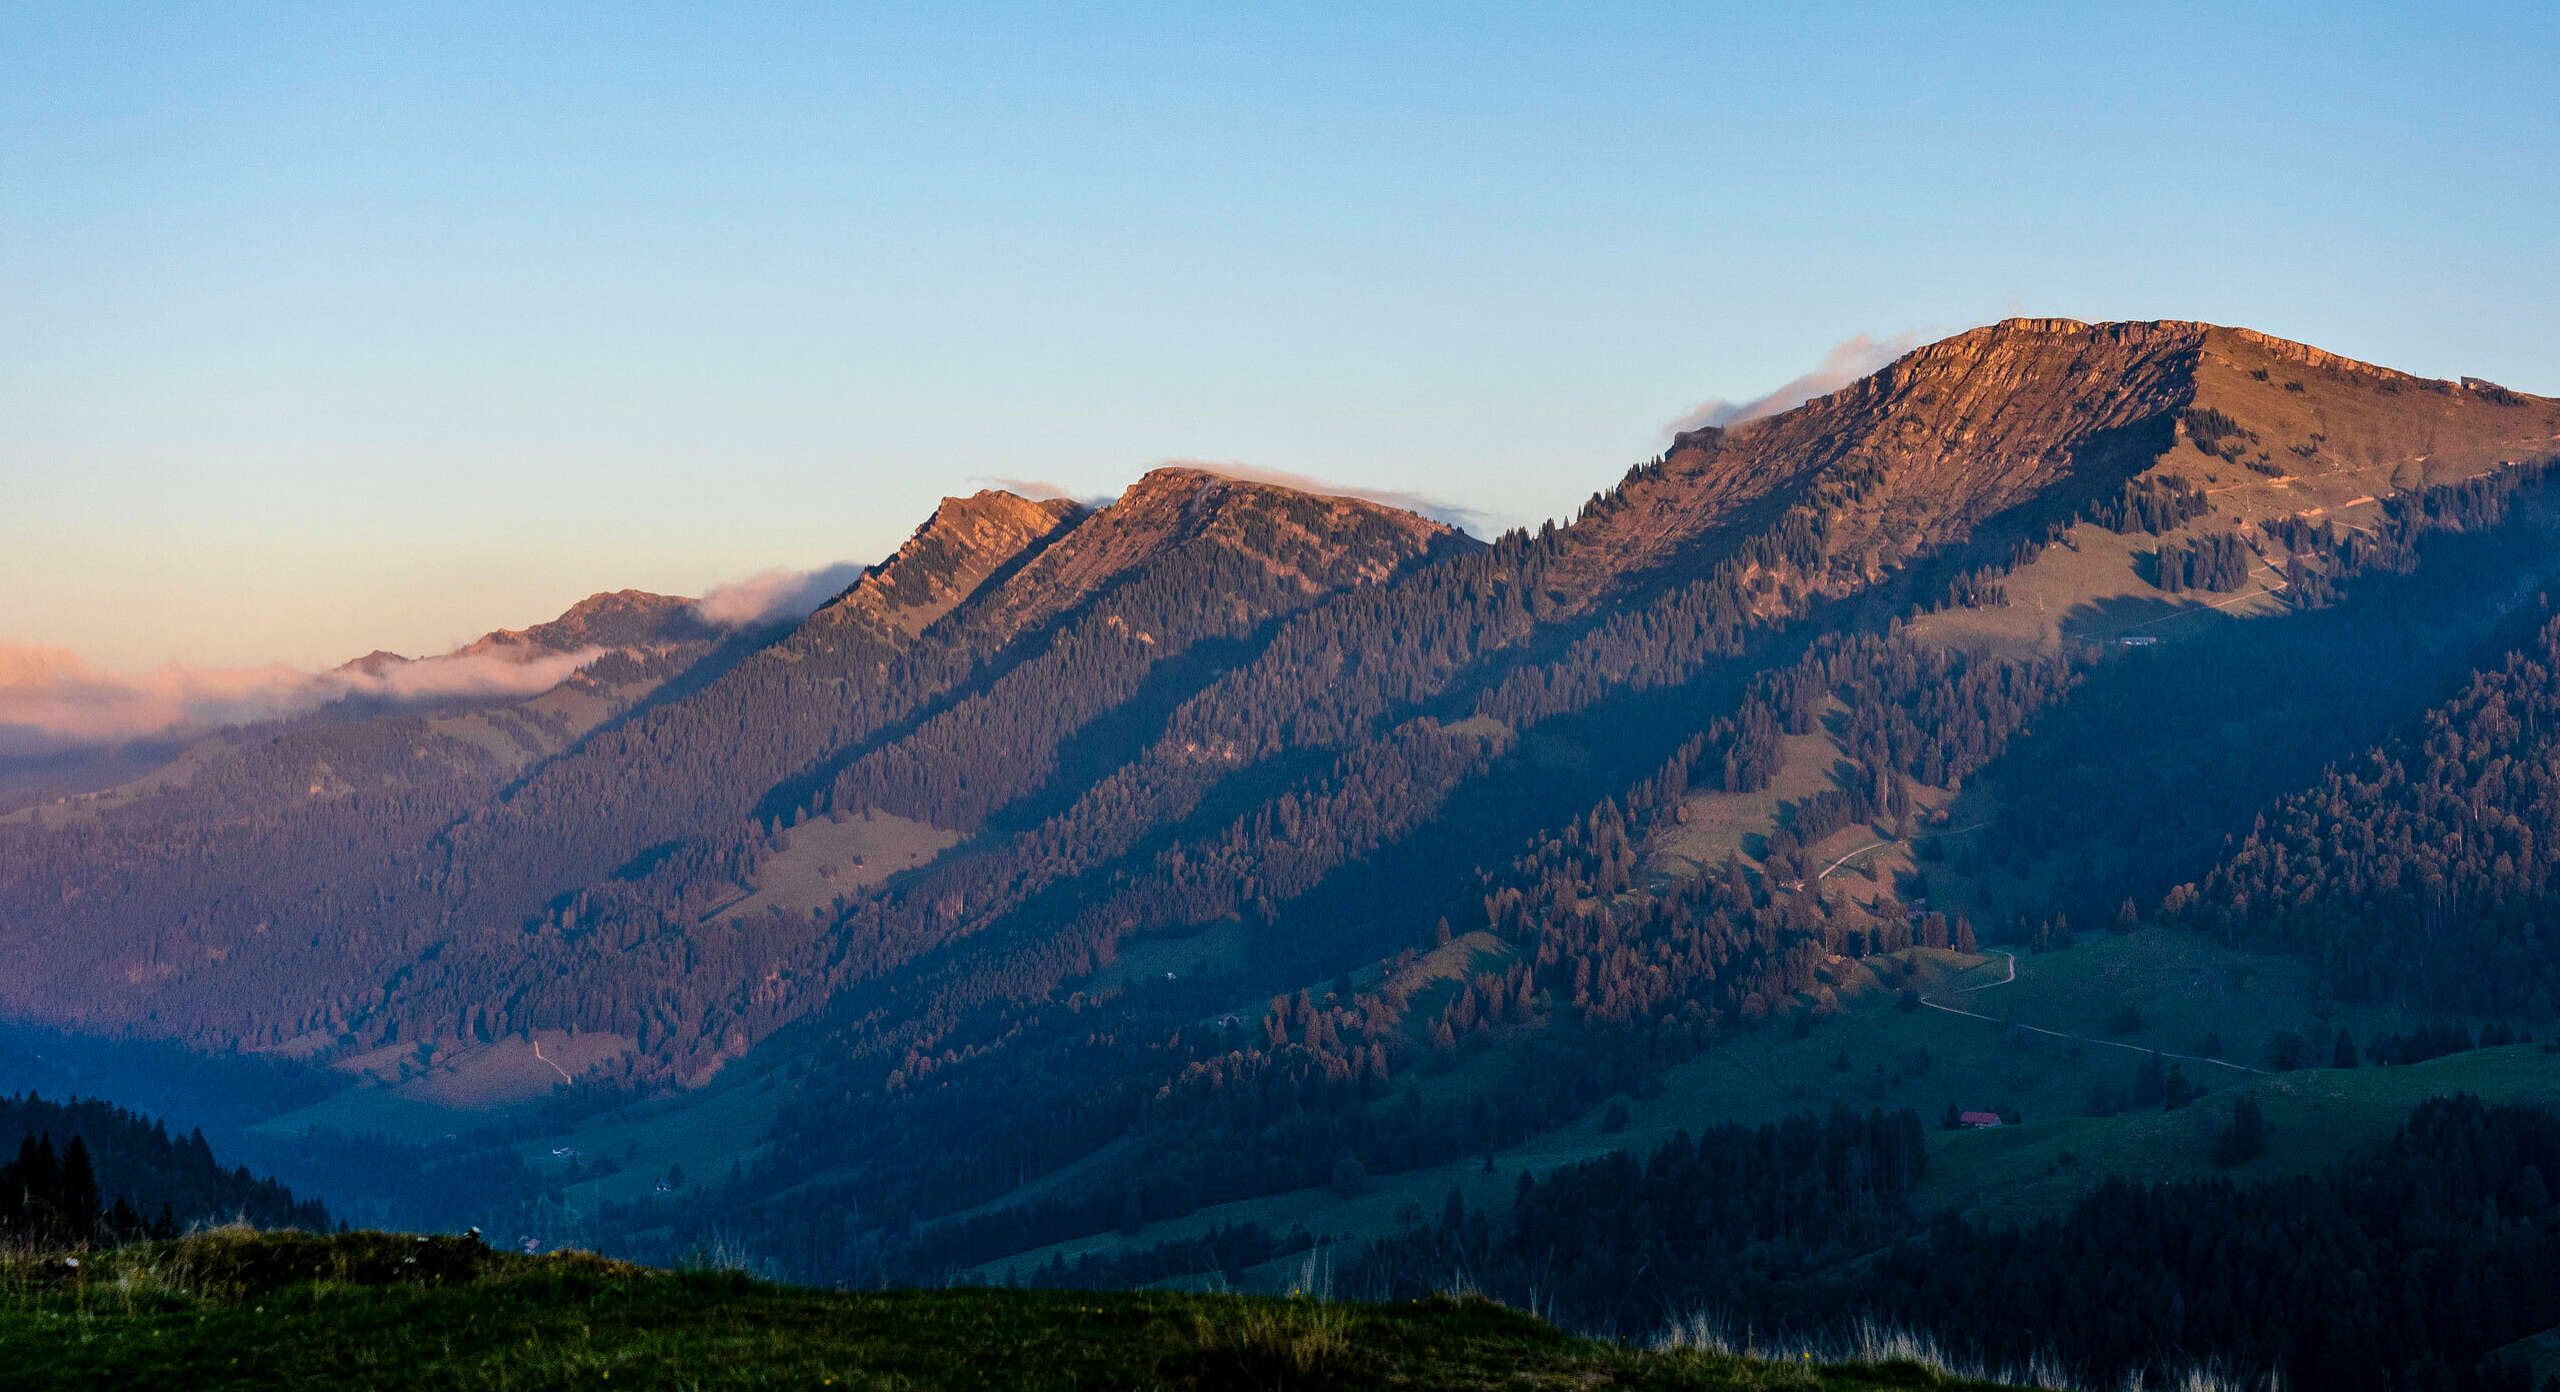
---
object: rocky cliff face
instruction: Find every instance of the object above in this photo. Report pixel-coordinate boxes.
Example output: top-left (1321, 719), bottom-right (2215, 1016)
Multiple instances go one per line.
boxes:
top-left (1617, 320), bottom-right (2206, 597)
top-left (1569, 318), bottom-right (2559, 615)
top-left (808, 491), bottom-right (1086, 644)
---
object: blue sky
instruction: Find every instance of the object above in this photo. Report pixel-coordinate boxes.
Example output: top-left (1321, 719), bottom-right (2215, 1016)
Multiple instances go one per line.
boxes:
top-left (5, 3), bottom-right (2556, 670)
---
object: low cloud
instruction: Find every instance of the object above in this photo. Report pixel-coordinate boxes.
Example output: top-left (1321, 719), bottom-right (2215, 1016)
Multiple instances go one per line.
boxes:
top-left (4, 561), bottom-right (882, 751)
top-left (971, 476), bottom-right (1118, 510)
top-left (0, 642), bottom-right (609, 749)
top-left (970, 476), bottom-right (1080, 501)
top-left (1668, 331), bottom-right (1924, 438)
top-left (1159, 461), bottom-right (1490, 534)
top-left (341, 647), bottom-right (608, 703)
top-left (690, 563), bottom-right (869, 628)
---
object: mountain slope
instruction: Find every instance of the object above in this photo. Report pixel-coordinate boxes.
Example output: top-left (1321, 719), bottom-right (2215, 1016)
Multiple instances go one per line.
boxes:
top-left (0, 472), bottom-right (1457, 1081)
top-left (2179, 604), bottom-right (2560, 1014)
top-left (0, 583), bottom-right (744, 1038)
top-left (698, 319), bottom-right (2560, 1284)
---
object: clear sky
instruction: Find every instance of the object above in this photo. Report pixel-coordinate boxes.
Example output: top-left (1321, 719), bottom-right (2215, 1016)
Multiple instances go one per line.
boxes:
top-left (5, 3), bottom-right (2556, 671)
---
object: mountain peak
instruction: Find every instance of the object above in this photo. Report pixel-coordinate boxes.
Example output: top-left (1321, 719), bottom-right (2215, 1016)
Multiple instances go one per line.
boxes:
top-left (457, 589), bottom-right (711, 659)
top-left (810, 490), bottom-right (1086, 640)
top-left (936, 488), bottom-right (1088, 527)
top-left (335, 649), bottom-right (413, 677)
top-left (1890, 318), bottom-right (2548, 403)
top-left (1115, 462), bottom-right (1461, 526)
top-left (1099, 465), bottom-right (1455, 562)
top-left (1866, 317), bottom-right (2207, 398)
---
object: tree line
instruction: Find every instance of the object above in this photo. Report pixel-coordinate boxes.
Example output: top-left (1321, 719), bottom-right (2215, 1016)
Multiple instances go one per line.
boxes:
top-left (0, 1093), bottom-right (329, 1249)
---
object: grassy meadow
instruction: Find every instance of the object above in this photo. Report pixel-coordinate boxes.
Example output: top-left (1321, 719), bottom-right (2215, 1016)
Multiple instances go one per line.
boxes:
top-left (0, 1228), bottom-right (2012, 1391)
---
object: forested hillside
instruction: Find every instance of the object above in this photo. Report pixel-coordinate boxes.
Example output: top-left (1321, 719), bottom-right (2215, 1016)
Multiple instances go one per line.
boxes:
top-left (2177, 605), bottom-right (2560, 1015)
top-left (1336, 1093), bottom-right (2560, 1392)
top-left (670, 322), bottom-right (2560, 1290)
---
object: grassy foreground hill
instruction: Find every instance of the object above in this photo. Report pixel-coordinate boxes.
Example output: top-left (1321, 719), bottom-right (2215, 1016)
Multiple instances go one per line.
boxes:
top-left (0, 1229), bottom-right (2007, 1392)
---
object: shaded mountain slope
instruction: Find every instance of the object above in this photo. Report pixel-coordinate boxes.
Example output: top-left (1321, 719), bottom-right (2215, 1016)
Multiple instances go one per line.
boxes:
top-left (2179, 604), bottom-right (2560, 1015)
top-left (0, 584), bottom-right (744, 1036)
top-left (0, 473), bottom-right (1457, 1081)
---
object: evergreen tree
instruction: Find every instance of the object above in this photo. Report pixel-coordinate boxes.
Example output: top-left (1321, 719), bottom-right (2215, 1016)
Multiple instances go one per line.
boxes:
top-left (56, 1136), bottom-right (99, 1238)
top-left (2134, 1052), bottom-right (2167, 1108)
top-left (2162, 1063), bottom-right (2196, 1110)
top-left (2212, 1096), bottom-right (2267, 1167)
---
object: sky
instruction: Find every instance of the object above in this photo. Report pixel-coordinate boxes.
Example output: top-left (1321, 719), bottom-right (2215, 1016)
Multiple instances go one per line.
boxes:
top-left (4, 3), bottom-right (2557, 674)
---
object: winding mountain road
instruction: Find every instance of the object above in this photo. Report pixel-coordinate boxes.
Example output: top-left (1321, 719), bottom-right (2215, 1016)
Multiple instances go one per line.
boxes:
top-left (1802, 828), bottom-right (2265, 1077)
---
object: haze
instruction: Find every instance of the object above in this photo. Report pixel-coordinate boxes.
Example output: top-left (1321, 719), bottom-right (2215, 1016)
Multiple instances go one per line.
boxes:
top-left (5, 3), bottom-right (2556, 673)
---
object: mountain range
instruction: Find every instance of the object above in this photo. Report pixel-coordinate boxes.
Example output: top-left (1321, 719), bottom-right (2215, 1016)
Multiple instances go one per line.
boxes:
top-left (8, 316), bottom-right (2560, 1387)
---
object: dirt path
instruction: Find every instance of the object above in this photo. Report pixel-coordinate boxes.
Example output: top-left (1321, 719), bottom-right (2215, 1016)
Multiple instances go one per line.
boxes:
top-left (1918, 950), bottom-right (2265, 1076)
top-left (2114, 567), bottom-right (2291, 635)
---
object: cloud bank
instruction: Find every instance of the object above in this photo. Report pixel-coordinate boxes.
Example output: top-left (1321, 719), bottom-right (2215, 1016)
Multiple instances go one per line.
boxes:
top-left (690, 563), bottom-right (868, 628)
top-left (3, 558), bottom-right (886, 753)
top-left (969, 476), bottom-right (1082, 502)
top-left (0, 642), bottom-right (609, 750)
top-left (969, 476), bottom-right (1121, 511)
top-left (1667, 331), bottom-right (1924, 438)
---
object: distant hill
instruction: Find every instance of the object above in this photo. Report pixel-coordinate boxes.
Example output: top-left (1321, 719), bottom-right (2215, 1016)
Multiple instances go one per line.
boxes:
top-left (0, 585), bottom-right (726, 816)
top-left (450, 587), bottom-right (720, 659)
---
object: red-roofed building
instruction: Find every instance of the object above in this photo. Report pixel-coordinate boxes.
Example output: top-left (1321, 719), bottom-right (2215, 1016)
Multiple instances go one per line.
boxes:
top-left (1959, 1111), bottom-right (2004, 1129)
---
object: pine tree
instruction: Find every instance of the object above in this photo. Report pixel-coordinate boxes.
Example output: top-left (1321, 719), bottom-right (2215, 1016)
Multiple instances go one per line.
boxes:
top-left (57, 1136), bottom-right (100, 1239)
top-left (2163, 1063), bottom-right (2197, 1110)
top-left (2134, 1052), bottom-right (2168, 1107)
top-left (2213, 1096), bottom-right (2267, 1167)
